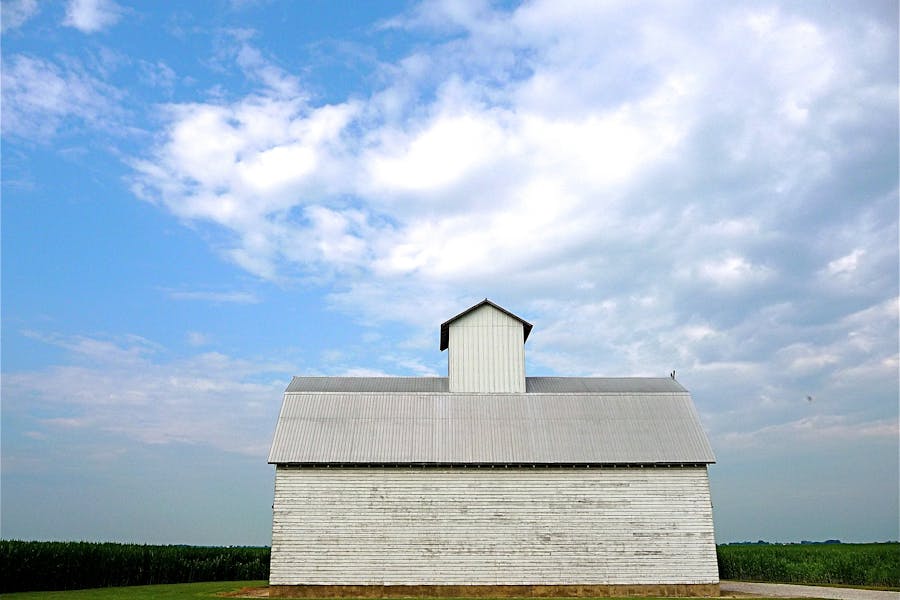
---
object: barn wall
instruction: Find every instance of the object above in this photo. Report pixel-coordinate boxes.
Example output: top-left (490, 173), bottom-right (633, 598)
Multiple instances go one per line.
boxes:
top-left (448, 305), bottom-right (525, 393)
top-left (270, 466), bottom-right (719, 586)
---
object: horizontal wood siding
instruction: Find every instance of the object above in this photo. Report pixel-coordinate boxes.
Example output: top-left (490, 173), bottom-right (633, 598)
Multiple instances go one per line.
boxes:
top-left (270, 467), bottom-right (718, 586)
top-left (449, 305), bottom-right (525, 393)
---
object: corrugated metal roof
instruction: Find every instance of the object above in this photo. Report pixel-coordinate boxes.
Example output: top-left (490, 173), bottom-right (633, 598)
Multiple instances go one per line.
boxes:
top-left (286, 377), bottom-right (449, 393)
top-left (440, 299), bottom-right (533, 351)
top-left (526, 377), bottom-right (686, 393)
top-left (285, 376), bottom-right (685, 394)
top-left (268, 389), bottom-right (715, 465)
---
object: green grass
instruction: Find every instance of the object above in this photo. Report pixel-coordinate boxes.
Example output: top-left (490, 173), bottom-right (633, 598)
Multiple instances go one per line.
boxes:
top-left (0, 580), bottom-right (266, 599)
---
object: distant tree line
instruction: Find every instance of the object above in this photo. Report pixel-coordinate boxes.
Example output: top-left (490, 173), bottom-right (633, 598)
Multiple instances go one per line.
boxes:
top-left (0, 540), bottom-right (269, 593)
top-left (723, 539), bottom-right (844, 545)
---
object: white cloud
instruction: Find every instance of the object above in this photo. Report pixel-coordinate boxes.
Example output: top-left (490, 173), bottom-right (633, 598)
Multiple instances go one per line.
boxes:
top-left (691, 256), bottom-right (775, 290)
top-left (63, 0), bottom-right (121, 33)
top-left (138, 60), bottom-right (176, 90)
top-left (716, 415), bottom-right (899, 450)
top-left (186, 331), bottom-right (211, 347)
top-left (826, 249), bottom-right (865, 277)
top-left (166, 289), bottom-right (260, 304)
top-left (1, 0), bottom-right (39, 32)
top-left (134, 5), bottom-right (895, 295)
top-left (775, 343), bottom-right (840, 376)
top-left (367, 112), bottom-right (507, 193)
top-left (22, 330), bottom-right (162, 365)
top-left (338, 367), bottom-right (392, 377)
top-left (5, 333), bottom-right (290, 456)
top-left (0, 54), bottom-right (122, 140)
top-left (235, 44), bottom-right (302, 98)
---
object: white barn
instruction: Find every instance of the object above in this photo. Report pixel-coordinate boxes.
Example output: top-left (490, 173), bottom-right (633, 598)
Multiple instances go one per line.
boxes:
top-left (268, 300), bottom-right (719, 598)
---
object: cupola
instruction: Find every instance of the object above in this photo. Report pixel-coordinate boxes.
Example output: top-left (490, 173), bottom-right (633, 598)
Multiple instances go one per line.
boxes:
top-left (440, 299), bottom-right (532, 393)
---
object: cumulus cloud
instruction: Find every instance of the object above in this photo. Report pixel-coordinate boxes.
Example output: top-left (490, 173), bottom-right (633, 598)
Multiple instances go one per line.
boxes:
top-left (63, 0), bottom-right (121, 33)
top-left (131, 43), bottom-right (363, 279)
top-left (131, 2), bottom-right (898, 450)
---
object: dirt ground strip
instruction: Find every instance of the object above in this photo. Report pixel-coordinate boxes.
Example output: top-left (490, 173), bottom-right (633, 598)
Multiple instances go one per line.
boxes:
top-left (220, 586), bottom-right (271, 598)
top-left (221, 585), bottom-right (899, 600)
top-left (719, 582), bottom-right (900, 600)
top-left (221, 586), bottom-right (756, 599)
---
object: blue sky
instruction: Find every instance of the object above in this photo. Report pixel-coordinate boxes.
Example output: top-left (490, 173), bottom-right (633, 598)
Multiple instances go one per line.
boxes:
top-left (2, 0), bottom-right (897, 546)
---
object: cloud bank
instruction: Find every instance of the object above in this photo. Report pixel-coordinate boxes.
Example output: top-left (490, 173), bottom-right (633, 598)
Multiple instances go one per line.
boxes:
top-left (5, 332), bottom-right (288, 458)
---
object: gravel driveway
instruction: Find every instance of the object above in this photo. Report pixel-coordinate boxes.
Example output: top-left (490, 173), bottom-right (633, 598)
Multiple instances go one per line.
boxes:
top-left (721, 581), bottom-right (900, 600)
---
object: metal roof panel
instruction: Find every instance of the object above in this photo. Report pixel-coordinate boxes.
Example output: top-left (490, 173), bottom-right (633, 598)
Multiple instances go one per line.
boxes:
top-left (268, 389), bottom-right (715, 465)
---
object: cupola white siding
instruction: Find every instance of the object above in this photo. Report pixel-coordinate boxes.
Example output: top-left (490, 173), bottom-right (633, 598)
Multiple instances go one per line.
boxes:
top-left (447, 302), bottom-right (527, 393)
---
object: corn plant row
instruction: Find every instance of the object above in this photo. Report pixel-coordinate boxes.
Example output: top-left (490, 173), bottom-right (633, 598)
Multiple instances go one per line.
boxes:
top-left (717, 543), bottom-right (899, 587)
top-left (0, 540), bottom-right (270, 593)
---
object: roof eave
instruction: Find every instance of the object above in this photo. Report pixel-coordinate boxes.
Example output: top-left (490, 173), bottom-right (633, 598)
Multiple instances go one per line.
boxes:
top-left (269, 461), bottom-right (715, 467)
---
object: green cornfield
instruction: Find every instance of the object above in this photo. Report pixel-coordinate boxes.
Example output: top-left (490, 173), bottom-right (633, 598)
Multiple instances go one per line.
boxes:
top-left (0, 541), bottom-right (270, 594)
top-left (716, 543), bottom-right (900, 587)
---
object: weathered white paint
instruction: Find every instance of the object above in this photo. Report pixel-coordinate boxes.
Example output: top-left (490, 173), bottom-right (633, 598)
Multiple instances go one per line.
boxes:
top-left (270, 467), bottom-right (719, 586)
top-left (448, 304), bottom-right (525, 393)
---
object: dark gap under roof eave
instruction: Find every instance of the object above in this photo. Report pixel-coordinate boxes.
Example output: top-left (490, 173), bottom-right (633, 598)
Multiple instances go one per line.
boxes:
top-left (270, 461), bottom-right (715, 468)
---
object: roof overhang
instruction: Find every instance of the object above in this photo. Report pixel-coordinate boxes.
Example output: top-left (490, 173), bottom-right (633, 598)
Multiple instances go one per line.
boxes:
top-left (272, 462), bottom-right (713, 468)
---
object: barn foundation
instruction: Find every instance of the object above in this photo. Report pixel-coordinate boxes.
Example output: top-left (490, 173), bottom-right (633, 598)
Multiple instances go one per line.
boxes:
top-left (269, 583), bottom-right (720, 598)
